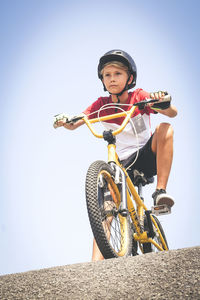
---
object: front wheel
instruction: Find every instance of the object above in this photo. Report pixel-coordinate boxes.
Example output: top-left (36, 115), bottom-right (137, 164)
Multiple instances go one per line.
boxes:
top-left (85, 160), bottom-right (133, 259)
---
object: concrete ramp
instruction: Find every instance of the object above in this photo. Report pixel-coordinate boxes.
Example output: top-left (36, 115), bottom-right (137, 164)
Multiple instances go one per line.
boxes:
top-left (0, 246), bottom-right (200, 299)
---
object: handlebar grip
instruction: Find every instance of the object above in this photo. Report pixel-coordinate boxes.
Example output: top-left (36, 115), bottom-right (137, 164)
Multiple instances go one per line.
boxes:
top-left (162, 94), bottom-right (171, 102)
top-left (53, 113), bottom-right (70, 129)
top-left (151, 94), bottom-right (172, 110)
top-left (53, 123), bottom-right (59, 129)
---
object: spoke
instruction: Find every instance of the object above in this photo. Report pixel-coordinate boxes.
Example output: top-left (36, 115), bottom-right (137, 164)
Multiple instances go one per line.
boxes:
top-left (107, 218), bottom-right (124, 252)
top-left (98, 173), bottom-right (128, 254)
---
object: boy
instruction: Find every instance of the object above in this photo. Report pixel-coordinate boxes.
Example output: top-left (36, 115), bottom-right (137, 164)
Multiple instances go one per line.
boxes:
top-left (54, 49), bottom-right (178, 261)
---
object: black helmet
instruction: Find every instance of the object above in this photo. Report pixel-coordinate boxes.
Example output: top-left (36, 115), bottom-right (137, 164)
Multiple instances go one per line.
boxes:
top-left (98, 49), bottom-right (137, 90)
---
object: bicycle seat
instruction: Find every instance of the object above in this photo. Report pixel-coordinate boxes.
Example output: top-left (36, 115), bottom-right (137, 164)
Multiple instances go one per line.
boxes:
top-left (132, 169), bottom-right (154, 187)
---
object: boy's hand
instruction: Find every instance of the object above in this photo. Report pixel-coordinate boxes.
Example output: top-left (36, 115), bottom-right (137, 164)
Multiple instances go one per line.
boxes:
top-left (149, 91), bottom-right (171, 110)
top-left (53, 113), bottom-right (70, 128)
top-left (150, 90), bottom-right (167, 100)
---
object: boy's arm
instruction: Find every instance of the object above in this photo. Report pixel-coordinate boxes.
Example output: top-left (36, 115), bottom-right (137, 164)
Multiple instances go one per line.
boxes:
top-left (152, 104), bottom-right (177, 118)
top-left (54, 97), bottom-right (103, 130)
top-left (53, 114), bottom-right (85, 130)
top-left (63, 119), bottom-right (85, 130)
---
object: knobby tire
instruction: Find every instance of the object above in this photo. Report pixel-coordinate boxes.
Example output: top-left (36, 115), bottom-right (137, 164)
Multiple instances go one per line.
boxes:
top-left (85, 160), bottom-right (132, 259)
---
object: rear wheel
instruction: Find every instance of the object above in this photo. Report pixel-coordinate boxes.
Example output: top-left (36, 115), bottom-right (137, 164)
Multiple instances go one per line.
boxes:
top-left (143, 215), bottom-right (168, 253)
top-left (85, 160), bottom-right (133, 259)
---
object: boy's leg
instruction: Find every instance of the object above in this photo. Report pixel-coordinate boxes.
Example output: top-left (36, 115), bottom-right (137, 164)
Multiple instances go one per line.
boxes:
top-left (92, 239), bottom-right (104, 261)
top-left (151, 122), bottom-right (174, 206)
top-left (151, 122), bottom-right (174, 189)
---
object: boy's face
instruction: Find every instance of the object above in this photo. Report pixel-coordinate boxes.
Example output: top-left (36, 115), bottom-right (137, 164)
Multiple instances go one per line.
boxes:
top-left (102, 65), bottom-right (132, 95)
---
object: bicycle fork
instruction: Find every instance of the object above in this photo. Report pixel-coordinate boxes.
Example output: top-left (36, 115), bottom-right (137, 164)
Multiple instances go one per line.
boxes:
top-left (110, 163), bottom-right (128, 217)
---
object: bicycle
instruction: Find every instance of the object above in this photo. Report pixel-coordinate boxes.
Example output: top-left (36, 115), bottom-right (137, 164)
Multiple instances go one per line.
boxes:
top-left (54, 97), bottom-right (170, 258)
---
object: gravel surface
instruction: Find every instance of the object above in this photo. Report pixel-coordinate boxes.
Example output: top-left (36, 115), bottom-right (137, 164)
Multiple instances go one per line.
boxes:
top-left (0, 246), bottom-right (199, 299)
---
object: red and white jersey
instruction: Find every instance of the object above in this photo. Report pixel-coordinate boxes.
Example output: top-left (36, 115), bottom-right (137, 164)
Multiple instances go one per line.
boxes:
top-left (84, 89), bottom-right (156, 160)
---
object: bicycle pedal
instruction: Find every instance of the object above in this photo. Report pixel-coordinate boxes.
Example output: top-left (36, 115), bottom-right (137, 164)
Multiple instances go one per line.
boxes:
top-left (151, 204), bottom-right (171, 216)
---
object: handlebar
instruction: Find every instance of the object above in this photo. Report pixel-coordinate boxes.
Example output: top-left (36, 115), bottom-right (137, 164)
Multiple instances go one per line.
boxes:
top-left (54, 95), bottom-right (171, 138)
top-left (83, 107), bottom-right (134, 138)
top-left (67, 96), bottom-right (171, 139)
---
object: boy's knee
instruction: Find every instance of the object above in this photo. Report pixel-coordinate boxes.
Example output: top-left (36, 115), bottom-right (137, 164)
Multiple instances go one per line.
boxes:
top-left (156, 123), bottom-right (174, 138)
top-left (157, 122), bottom-right (173, 131)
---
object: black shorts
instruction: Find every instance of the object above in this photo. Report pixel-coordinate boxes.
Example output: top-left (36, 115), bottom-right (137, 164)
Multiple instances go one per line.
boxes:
top-left (121, 135), bottom-right (157, 180)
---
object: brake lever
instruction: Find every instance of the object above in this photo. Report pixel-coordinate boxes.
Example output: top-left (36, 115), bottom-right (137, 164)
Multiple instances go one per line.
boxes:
top-left (134, 95), bottom-right (171, 110)
top-left (134, 99), bottom-right (158, 110)
top-left (66, 114), bottom-right (85, 124)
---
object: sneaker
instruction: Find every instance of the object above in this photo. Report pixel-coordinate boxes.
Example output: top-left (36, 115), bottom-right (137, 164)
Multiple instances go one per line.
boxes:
top-left (152, 189), bottom-right (174, 207)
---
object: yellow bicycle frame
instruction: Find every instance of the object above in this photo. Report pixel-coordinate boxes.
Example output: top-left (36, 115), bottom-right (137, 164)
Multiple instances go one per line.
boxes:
top-left (83, 105), bottom-right (168, 251)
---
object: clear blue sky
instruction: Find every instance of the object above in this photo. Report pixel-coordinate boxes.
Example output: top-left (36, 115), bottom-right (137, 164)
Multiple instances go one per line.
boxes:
top-left (1, 0), bottom-right (200, 275)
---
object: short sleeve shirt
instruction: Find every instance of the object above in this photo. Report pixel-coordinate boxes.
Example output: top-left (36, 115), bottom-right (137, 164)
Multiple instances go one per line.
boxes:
top-left (84, 89), bottom-right (156, 160)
